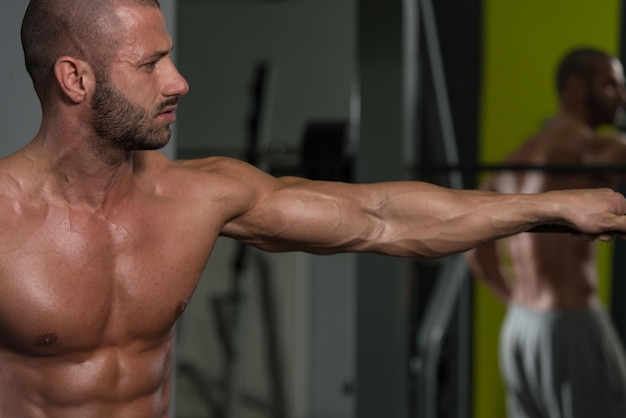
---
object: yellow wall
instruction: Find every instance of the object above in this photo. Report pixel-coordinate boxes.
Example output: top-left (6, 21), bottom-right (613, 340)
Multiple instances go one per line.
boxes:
top-left (475, 1), bottom-right (621, 417)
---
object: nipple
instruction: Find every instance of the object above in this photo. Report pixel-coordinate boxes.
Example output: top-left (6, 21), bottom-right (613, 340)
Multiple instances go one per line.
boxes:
top-left (36, 332), bottom-right (58, 347)
top-left (177, 301), bottom-right (188, 315)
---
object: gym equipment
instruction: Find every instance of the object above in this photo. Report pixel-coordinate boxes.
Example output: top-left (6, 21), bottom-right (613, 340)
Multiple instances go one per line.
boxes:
top-left (300, 119), bottom-right (352, 182)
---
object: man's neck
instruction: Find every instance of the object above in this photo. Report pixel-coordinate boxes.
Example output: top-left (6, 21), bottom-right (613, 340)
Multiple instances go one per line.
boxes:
top-left (24, 131), bottom-right (137, 211)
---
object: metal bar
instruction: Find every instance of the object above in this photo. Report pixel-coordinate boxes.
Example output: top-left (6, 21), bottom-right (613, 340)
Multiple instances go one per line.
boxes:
top-left (420, 0), bottom-right (463, 190)
top-left (414, 0), bottom-right (471, 417)
top-left (415, 254), bottom-right (468, 418)
top-left (528, 224), bottom-right (625, 235)
top-left (402, 0), bottom-right (418, 168)
top-left (417, 163), bottom-right (626, 173)
top-left (529, 225), bottom-right (578, 233)
top-left (255, 252), bottom-right (288, 418)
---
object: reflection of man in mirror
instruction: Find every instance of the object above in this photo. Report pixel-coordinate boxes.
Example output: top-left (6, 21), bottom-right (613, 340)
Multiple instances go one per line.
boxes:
top-left (467, 47), bottom-right (626, 418)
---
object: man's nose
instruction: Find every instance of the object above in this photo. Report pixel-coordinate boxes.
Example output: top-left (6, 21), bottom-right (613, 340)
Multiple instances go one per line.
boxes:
top-left (164, 60), bottom-right (190, 97)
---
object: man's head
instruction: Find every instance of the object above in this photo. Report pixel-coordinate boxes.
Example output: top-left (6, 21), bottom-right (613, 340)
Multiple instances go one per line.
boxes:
top-left (21, 0), bottom-right (160, 98)
top-left (556, 47), bottom-right (625, 127)
top-left (21, 0), bottom-right (188, 152)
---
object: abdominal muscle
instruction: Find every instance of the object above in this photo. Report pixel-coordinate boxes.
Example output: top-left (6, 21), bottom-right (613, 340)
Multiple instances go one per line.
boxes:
top-left (0, 336), bottom-right (174, 418)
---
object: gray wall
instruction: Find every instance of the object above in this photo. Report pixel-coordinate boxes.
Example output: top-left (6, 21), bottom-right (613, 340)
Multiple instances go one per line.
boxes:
top-left (176, 0), bottom-right (354, 155)
top-left (1, 0), bottom-right (40, 157)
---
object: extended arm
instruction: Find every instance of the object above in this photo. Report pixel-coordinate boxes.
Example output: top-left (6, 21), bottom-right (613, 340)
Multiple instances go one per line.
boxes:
top-left (214, 158), bottom-right (626, 259)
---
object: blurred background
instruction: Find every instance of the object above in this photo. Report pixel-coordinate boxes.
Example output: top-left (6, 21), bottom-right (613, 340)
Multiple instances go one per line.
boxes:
top-left (2, 0), bottom-right (626, 417)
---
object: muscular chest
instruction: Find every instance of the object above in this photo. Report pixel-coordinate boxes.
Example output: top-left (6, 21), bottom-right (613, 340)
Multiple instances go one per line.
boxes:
top-left (0, 207), bottom-right (217, 355)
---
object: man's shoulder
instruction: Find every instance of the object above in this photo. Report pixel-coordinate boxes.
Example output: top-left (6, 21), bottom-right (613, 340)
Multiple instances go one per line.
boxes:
top-left (138, 153), bottom-right (273, 200)
top-left (146, 154), bottom-right (255, 184)
top-left (137, 152), bottom-right (246, 174)
top-left (510, 124), bottom-right (590, 163)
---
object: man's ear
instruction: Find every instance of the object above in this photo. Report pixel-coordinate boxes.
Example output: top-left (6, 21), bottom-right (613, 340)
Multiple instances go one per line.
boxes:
top-left (53, 56), bottom-right (95, 104)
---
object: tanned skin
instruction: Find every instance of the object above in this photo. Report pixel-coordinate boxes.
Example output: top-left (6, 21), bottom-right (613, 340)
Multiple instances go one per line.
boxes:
top-left (4, 3), bottom-right (626, 417)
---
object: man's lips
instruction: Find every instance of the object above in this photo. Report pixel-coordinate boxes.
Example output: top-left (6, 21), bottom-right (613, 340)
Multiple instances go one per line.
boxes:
top-left (159, 104), bottom-right (177, 114)
top-left (157, 106), bottom-right (177, 123)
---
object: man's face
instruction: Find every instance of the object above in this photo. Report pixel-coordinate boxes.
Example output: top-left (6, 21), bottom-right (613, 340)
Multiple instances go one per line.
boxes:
top-left (587, 58), bottom-right (626, 126)
top-left (89, 5), bottom-right (188, 151)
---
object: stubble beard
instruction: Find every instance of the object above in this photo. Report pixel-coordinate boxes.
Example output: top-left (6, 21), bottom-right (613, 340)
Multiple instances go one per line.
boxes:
top-left (90, 76), bottom-right (174, 152)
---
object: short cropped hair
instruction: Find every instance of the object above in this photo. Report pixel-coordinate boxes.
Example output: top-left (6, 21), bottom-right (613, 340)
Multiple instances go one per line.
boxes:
top-left (21, 0), bottom-right (161, 98)
top-left (555, 47), bottom-right (612, 96)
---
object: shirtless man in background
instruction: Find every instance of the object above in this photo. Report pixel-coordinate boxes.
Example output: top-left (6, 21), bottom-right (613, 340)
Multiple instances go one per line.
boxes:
top-left (467, 48), bottom-right (626, 418)
top-left (4, 2), bottom-right (626, 417)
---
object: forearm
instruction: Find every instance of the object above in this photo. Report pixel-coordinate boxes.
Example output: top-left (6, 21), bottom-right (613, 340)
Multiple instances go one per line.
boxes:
top-left (381, 185), bottom-right (555, 258)
top-left (369, 182), bottom-right (626, 257)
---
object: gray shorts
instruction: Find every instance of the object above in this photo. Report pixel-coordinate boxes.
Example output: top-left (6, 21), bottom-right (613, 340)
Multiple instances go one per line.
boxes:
top-left (500, 304), bottom-right (626, 418)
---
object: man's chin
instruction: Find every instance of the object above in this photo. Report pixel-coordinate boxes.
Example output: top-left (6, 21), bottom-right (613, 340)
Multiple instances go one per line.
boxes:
top-left (147, 129), bottom-right (172, 150)
top-left (145, 139), bottom-right (170, 151)
top-left (129, 135), bottom-right (171, 151)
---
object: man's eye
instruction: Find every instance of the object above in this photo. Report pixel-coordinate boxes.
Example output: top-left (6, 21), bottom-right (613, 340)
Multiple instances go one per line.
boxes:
top-left (145, 61), bottom-right (158, 69)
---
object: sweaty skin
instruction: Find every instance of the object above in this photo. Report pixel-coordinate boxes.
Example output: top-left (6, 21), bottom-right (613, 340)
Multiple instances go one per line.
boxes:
top-left (4, 148), bottom-right (626, 418)
top-left (5, 2), bottom-right (626, 417)
top-left (467, 55), bottom-right (626, 309)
